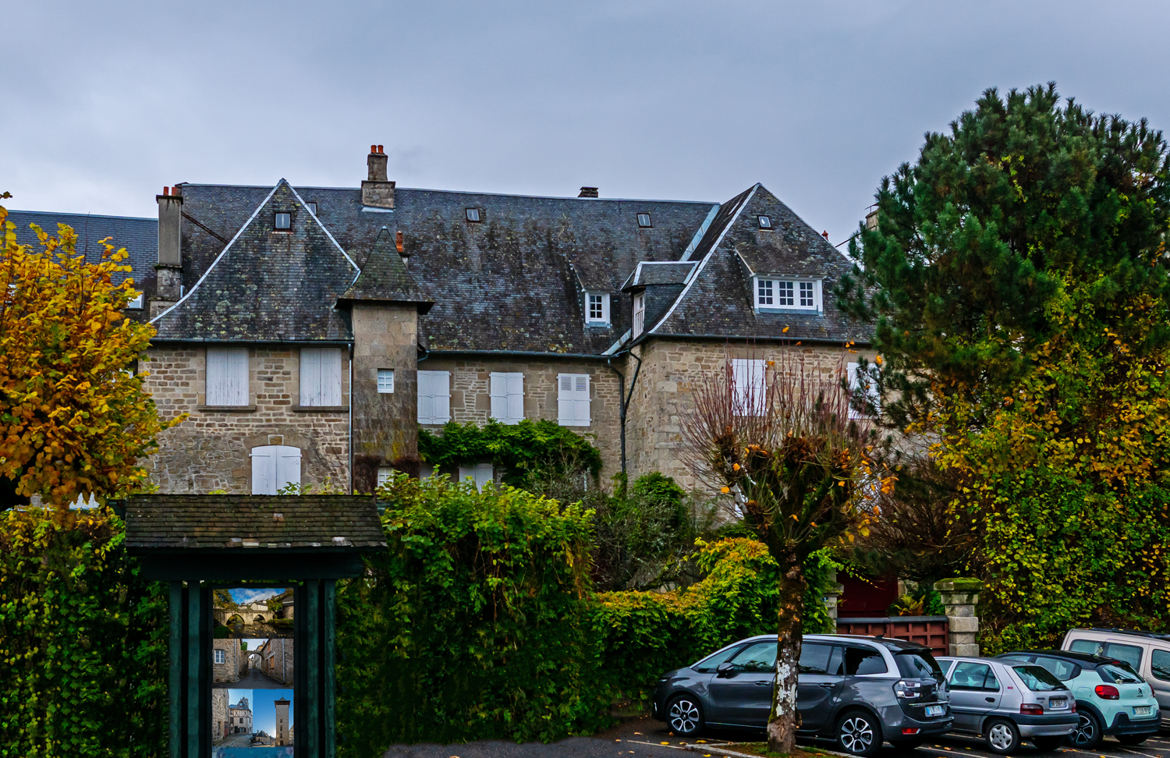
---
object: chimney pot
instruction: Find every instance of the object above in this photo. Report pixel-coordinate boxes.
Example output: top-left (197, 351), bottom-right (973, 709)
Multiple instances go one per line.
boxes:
top-left (822, 230), bottom-right (829, 238)
top-left (162, 186), bottom-right (169, 196)
top-left (377, 144), bottom-right (384, 153)
top-left (370, 144), bottom-right (377, 153)
top-left (395, 230), bottom-right (405, 254)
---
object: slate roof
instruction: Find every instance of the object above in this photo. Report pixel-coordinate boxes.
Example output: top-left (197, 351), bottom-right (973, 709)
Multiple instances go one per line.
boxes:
top-left (620, 261), bottom-right (696, 290)
top-left (337, 226), bottom-right (432, 312)
top-left (150, 180), bottom-right (358, 342)
top-left (4, 209), bottom-right (157, 320)
top-left (123, 495), bottom-right (385, 551)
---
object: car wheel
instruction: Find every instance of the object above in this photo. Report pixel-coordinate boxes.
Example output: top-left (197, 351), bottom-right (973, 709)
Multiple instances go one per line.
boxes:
top-left (984, 718), bottom-right (1021, 755)
top-left (1118, 735), bottom-right (1149, 746)
top-left (666, 695), bottom-right (703, 737)
top-left (1032, 735), bottom-right (1064, 752)
top-left (1070, 710), bottom-right (1102, 749)
top-left (836, 709), bottom-right (882, 756)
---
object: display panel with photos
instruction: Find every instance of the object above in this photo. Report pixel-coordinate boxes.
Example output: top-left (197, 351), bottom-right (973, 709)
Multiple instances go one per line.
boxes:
top-left (211, 588), bottom-right (295, 755)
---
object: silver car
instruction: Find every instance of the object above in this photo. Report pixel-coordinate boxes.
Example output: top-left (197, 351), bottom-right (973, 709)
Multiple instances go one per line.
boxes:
top-left (938, 656), bottom-right (1078, 754)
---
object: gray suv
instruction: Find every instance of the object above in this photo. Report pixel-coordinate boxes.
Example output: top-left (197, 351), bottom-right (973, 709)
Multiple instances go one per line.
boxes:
top-left (937, 656), bottom-right (1077, 753)
top-left (651, 633), bottom-right (952, 756)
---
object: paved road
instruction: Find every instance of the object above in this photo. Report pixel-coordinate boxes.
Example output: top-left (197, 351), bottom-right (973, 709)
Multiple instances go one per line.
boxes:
top-left (233, 668), bottom-right (287, 688)
top-left (381, 718), bottom-right (1170, 758)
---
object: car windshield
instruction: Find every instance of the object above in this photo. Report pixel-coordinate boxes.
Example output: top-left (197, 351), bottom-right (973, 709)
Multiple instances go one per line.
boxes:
top-left (895, 649), bottom-right (943, 680)
top-left (1014, 665), bottom-right (1064, 691)
top-left (1100, 664), bottom-right (1143, 683)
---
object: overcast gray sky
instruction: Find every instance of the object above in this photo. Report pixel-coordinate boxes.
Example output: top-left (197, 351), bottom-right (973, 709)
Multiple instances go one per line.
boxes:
top-left (4, 1), bottom-right (1168, 246)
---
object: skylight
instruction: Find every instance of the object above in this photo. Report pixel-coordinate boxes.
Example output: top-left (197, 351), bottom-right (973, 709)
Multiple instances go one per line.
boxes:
top-left (758, 215), bottom-right (772, 229)
top-left (466, 208), bottom-right (482, 223)
top-left (636, 213), bottom-right (652, 228)
top-left (274, 212), bottom-right (291, 230)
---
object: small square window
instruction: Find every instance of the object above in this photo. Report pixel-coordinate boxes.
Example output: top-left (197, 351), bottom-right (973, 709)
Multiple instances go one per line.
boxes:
top-left (636, 213), bottom-right (652, 228)
top-left (465, 208), bottom-right (482, 223)
top-left (305, 201), bottom-right (318, 215)
top-left (777, 281), bottom-right (795, 306)
top-left (376, 466), bottom-right (394, 488)
top-left (127, 291), bottom-right (144, 309)
top-left (585, 292), bottom-right (610, 325)
top-left (757, 279), bottom-right (774, 307)
top-left (377, 369), bottom-right (395, 393)
top-left (799, 281), bottom-right (815, 308)
top-left (214, 649), bottom-right (226, 665)
top-left (758, 215), bottom-right (772, 229)
top-left (274, 212), bottom-right (291, 230)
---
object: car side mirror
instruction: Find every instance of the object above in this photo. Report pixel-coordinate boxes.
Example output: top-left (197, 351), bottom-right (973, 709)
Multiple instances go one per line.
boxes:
top-left (716, 662), bottom-right (736, 678)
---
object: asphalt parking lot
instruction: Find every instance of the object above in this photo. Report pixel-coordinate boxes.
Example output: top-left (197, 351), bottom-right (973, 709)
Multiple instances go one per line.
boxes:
top-left (380, 718), bottom-right (1170, 758)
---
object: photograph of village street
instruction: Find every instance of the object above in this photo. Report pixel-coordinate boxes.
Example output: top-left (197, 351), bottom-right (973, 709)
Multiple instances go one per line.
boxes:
top-left (5, 2), bottom-right (1170, 758)
top-left (211, 689), bottom-right (294, 756)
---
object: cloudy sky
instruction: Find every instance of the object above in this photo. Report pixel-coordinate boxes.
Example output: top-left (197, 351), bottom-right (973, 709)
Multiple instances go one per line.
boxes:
top-left (4, 1), bottom-right (1168, 246)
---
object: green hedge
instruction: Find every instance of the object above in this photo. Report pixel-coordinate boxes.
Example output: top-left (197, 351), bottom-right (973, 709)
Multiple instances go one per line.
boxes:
top-left (0, 507), bottom-right (166, 758)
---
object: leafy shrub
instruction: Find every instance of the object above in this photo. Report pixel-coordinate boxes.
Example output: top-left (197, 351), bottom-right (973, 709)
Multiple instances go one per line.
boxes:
top-left (0, 507), bottom-right (166, 758)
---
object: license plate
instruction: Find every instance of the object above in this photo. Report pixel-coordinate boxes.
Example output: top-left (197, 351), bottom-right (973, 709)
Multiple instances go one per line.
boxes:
top-left (1050, 698), bottom-right (1066, 709)
top-left (925, 705), bottom-right (945, 717)
top-left (1135, 705), bottom-right (1153, 717)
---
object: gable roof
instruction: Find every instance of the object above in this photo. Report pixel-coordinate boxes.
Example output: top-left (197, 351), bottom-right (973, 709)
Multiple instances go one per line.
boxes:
top-left (620, 261), bottom-right (697, 290)
top-left (337, 226), bottom-right (432, 312)
top-left (150, 180), bottom-right (358, 342)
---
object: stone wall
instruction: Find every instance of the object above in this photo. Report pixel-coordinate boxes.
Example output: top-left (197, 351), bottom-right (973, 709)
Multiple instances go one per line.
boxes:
top-left (212, 639), bottom-right (243, 684)
top-left (625, 338), bottom-right (875, 491)
top-left (419, 355), bottom-right (623, 479)
top-left (144, 345), bottom-right (350, 493)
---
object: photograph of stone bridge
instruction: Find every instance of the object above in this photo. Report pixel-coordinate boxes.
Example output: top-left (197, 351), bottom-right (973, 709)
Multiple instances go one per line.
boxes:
top-left (213, 587), bottom-right (294, 638)
top-left (213, 638), bottom-right (294, 687)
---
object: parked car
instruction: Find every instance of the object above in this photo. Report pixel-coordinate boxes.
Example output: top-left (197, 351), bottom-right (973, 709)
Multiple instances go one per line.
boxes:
top-left (1063, 628), bottom-right (1170, 728)
top-left (936, 656), bottom-right (1076, 753)
top-left (996, 650), bottom-right (1159, 748)
top-left (651, 633), bottom-right (952, 756)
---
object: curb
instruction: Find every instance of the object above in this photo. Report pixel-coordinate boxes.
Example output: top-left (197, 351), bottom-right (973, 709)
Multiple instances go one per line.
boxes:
top-left (680, 741), bottom-right (855, 758)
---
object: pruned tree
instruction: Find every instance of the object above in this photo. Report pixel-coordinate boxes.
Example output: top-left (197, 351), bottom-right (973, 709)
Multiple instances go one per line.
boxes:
top-left (683, 350), bottom-right (880, 752)
top-left (0, 196), bottom-right (179, 510)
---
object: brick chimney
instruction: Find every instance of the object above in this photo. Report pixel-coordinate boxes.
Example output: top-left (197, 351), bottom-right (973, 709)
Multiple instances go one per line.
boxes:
top-left (578, 186), bottom-right (598, 198)
top-left (362, 144), bottom-right (395, 209)
top-left (153, 185), bottom-right (183, 316)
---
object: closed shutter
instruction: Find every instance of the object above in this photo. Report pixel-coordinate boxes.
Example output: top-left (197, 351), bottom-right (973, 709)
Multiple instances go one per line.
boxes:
top-left (732, 359), bottom-right (765, 415)
top-left (300, 347), bottom-right (341, 406)
top-left (557, 373), bottom-right (590, 426)
top-left (207, 347), bottom-right (248, 406)
top-left (490, 372), bottom-right (524, 424)
top-left (458, 462), bottom-right (494, 491)
top-left (251, 445), bottom-right (301, 494)
top-left (418, 370), bottom-right (451, 424)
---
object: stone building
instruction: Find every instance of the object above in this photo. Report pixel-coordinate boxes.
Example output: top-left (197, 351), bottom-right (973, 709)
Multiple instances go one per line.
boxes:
top-left (211, 689), bottom-right (228, 743)
top-left (227, 695), bottom-right (252, 735)
top-left (9, 147), bottom-right (871, 493)
top-left (274, 697), bottom-right (291, 746)
top-left (212, 639), bottom-right (244, 684)
top-left (257, 637), bottom-right (294, 685)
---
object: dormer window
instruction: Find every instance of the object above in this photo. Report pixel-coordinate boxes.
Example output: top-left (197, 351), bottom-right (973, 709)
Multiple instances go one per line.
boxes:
top-left (757, 215), bottom-right (772, 230)
top-left (755, 277), bottom-right (822, 312)
top-left (632, 292), bottom-right (646, 336)
top-left (636, 213), bottom-right (652, 228)
top-left (274, 212), bottom-right (291, 230)
top-left (585, 292), bottom-right (610, 325)
top-left (465, 208), bottom-right (482, 223)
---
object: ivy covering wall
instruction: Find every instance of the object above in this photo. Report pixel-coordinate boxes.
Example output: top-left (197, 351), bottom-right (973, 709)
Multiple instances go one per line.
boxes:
top-left (0, 507), bottom-right (167, 758)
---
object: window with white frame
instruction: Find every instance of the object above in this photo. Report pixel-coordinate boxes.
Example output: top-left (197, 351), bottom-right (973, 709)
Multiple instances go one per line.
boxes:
top-left (847, 361), bottom-right (881, 419)
top-left (417, 370), bottom-right (451, 424)
top-left (127, 291), bottom-right (143, 309)
top-left (206, 346), bottom-right (249, 406)
top-left (250, 445), bottom-right (301, 495)
top-left (300, 347), bottom-right (342, 406)
top-left (557, 373), bottom-right (591, 426)
top-left (376, 369), bottom-right (395, 393)
top-left (376, 466), bottom-right (394, 488)
top-left (490, 372), bottom-right (524, 424)
top-left (754, 277), bottom-right (821, 312)
top-left (585, 292), bottom-right (610, 325)
top-left (458, 461), bottom-right (494, 491)
top-left (215, 649), bottom-right (226, 665)
top-left (632, 292), bottom-right (646, 336)
top-left (731, 358), bottom-right (766, 415)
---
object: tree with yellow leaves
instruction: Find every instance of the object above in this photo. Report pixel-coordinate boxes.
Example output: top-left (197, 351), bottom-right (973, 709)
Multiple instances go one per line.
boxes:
top-left (682, 350), bottom-right (880, 754)
top-left (0, 194), bottom-right (177, 510)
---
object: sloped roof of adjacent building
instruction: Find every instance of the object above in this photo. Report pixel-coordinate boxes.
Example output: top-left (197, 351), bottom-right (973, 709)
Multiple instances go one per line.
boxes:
top-left (3, 209), bottom-right (158, 319)
top-left (124, 494), bottom-right (385, 551)
top-left (150, 180), bottom-right (358, 342)
top-left (337, 226), bottom-right (432, 312)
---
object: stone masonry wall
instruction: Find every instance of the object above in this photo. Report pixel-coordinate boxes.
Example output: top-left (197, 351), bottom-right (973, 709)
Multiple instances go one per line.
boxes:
top-left (144, 345), bottom-right (350, 493)
top-left (420, 355), bottom-right (623, 480)
top-left (625, 338), bottom-right (875, 492)
top-left (351, 305), bottom-right (419, 488)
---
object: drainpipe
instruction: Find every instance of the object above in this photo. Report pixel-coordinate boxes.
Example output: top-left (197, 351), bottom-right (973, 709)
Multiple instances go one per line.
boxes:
top-left (348, 342), bottom-right (354, 494)
top-left (605, 347), bottom-right (643, 478)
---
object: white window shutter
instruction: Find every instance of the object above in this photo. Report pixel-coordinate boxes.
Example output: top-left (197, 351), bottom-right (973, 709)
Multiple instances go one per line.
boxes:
top-left (507, 373), bottom-right (524, 422)
top-left (418, 370), bottom-right (450, 424)
top-left (300, 348), bottom-right (342, 406)
top-left (458, 462), bottom-right (494, 491)
top-left (732, 359), bottom-right (765, 414)
top-left (276, 447), bottom-right (301, 491)
top-left (321, 349), bottom-right (342, 405)
top-left (207, 346), bottom-right (249, 406)
top-left (558, 374), bottom-right (590, 426)
top-left (490, 372), bottom-right (524, 424)
top-left (251, 446), bottom-right (276, 495)
top-left (300, 348), bottom-right (321, 406)
top-left (490, 373), bottom-right (507, 421)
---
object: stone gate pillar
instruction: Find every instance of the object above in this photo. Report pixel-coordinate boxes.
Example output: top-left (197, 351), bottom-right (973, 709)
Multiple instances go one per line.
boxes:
top-left (933, 578), bottom-right (982, 656)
